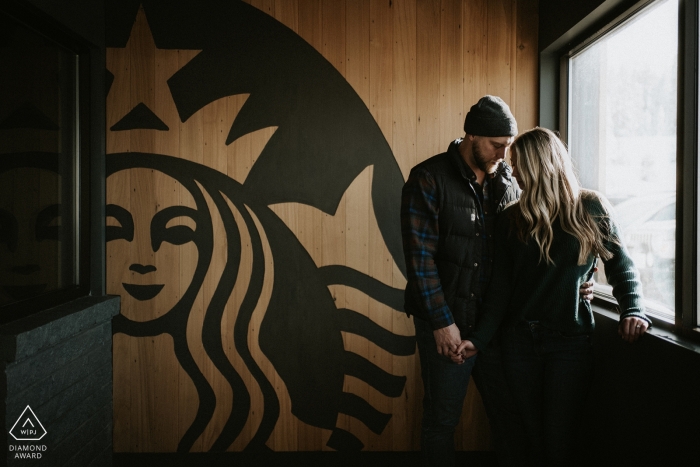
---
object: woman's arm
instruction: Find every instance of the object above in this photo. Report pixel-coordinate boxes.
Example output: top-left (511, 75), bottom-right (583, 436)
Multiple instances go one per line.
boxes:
top-left (596, 194), bottom-right (651, 342)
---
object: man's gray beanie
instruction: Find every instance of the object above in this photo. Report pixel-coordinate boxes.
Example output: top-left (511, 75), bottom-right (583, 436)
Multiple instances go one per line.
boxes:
top-left (463, 95), bottom-right (518, 137)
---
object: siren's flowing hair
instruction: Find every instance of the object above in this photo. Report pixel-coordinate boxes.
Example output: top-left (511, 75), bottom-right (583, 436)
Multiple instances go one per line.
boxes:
top-left (510, 127), bottom-right (614, 265)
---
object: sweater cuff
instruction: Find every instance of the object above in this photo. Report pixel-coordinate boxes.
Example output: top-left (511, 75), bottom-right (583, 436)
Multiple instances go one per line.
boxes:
top-left (620, 311), bottom-right (652, 328)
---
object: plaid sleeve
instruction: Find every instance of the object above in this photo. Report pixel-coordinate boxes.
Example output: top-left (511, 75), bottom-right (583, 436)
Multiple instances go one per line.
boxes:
top-left (400, 167), bottom-right (453, 329)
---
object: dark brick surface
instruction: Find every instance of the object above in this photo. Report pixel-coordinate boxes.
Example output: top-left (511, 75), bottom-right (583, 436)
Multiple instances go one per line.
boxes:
top-left (43, 380), bottom-right (111, 446)
top-left (52, 401), bottom-right (111, 465)
top-left (5, 322), bottom-right (111, 395)
top-left (2, 297), bottom-right (116, 466)
top-left (61, 422), bottom-right (111, 467)
top-left (6, 349), bottom-right (111, 418)
top-left (15, 362), bottom-right (112, 429)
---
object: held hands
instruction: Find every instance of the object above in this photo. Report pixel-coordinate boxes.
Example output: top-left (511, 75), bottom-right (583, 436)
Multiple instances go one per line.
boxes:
top-left (618, 316), bottom-right (649, 343)
top-left (433, 324), bottom-right (478, 364)
top-left (451, 340), bottom-right (478, 364)
top-left (433, 323), bottom-right (462, 357)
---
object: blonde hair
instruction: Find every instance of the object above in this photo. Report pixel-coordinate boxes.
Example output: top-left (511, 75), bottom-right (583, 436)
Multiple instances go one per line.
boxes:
top-left (510, 127), bottom-right (613, 265)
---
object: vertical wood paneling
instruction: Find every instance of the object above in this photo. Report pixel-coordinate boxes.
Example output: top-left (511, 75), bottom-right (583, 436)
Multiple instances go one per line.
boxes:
top-left (108, 0), bottom-right (539, 453)
top-left (298, 0), bottom-right (323, 51)
top-left (106, 46), bottom-right (130, 153)
top-left (274, 0), bottom-right (299, 32)
top-left (514, 0), bottom-right (538, 131)
top-left (391, 0), bottom-right (416, 451)
top-left (486, 0), bottom-right (513, 101)
top-left (346, 0), bottom-right (371, 106)
top-left (340, 1), bottom-right (372, 450)
top-left (130, 9), bottom-right (155, 132)
top-left (392, 0), bottom-right (417, 180)
top-left (439, 0), bottom-right (464, 145)
top-left (108, 170), bottom-right (131, 453)
top-left (416, 0), bottom-right (441, 160)
top-left (367, 0), bottom-right (394, 451)
top-left (462, 0), bottom-right (488, 117)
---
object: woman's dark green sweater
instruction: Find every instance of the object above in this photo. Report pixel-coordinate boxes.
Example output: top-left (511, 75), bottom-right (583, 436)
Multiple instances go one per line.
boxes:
top-left (469, 191), bottom-right (650, 350)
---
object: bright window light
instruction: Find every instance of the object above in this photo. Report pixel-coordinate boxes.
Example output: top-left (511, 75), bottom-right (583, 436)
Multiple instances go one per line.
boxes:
top-left (568, 0), bottom-right (678, 320)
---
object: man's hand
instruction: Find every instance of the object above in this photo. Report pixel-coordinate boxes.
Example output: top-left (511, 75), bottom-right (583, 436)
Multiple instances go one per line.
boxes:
top-left (433, 323), bottom-right (462, 357)
top-left (619, 316), bottom-right (649, 343)
top-left (450, 340), bottom-right (478, 364)
top-left (579, 267), bottom-right (598, 301)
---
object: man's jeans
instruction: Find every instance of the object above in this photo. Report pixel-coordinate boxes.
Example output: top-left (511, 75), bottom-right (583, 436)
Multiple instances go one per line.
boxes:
top-left (414, 317), bottom-right (526, 467)
top-left (501, 321), bottom-right (594, 467)
top-left (472, 330), bottom-right (528, 466)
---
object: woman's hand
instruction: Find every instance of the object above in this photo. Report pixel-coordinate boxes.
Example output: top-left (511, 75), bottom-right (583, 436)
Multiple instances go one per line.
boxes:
top-left (579, 266), bottom-right (598, 301)
top-left (619, 316), bottom-right (649, 343)
top-left (450, 340), bottom-right (478, 364)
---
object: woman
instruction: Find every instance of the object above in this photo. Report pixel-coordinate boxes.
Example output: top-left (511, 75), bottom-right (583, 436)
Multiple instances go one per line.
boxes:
top-left (454, 127), bottom-right (650, 465)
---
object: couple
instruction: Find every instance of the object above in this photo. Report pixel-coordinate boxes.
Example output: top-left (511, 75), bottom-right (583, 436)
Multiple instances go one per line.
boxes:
top-left (400, 95), bottom-right (650, 466)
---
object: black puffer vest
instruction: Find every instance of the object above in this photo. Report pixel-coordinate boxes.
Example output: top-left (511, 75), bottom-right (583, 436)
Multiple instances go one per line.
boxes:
top-left (404, 140), bottom-right (520, 337)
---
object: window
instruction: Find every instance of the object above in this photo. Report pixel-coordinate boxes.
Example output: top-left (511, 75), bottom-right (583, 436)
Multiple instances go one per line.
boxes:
top-left (567, 0), bottom-right (678, 321)
top-left (560, 0), bottom-right (698, 336)
top-left (0, 4), bottom-right (92, 324)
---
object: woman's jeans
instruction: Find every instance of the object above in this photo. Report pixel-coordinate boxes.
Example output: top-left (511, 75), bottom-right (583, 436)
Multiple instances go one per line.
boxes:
top-left (501, 321), bottom-right (594, 467)
top-left (414, 317), bottom-right (526, 467)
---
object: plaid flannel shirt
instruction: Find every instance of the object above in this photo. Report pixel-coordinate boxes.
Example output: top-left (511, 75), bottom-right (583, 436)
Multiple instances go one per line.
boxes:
top-left (401, 167), bottom-right (453, 328)
top-left (401, 153), bottom-right (496, 330)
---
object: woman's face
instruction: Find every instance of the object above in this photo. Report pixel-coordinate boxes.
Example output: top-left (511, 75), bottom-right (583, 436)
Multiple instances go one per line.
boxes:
top-left (510, 150), bottom-right (524, 190)
top-left (106, 168), bottom-right (201, 322)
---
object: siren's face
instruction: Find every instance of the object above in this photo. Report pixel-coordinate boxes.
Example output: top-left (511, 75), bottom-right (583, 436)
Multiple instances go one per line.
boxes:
top-left (0, 167), bottom-right (61, 304)
top-left (106, 168), bottom-right (201, 321)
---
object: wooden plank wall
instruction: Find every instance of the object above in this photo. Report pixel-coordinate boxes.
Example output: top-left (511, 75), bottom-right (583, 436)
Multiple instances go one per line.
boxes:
top-left (107, 0), bottom-right (538, 453)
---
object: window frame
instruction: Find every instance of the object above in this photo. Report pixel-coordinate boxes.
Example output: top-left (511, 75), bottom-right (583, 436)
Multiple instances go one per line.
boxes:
top-left (0, 1), bottom-right (93, 325)
top-left (542, 0), bottom-right (699, 341)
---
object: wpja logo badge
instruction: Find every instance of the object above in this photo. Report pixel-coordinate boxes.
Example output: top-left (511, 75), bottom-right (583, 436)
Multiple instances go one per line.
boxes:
top-left (7, 406), bottom-right (48, 460)
top-left (10, 406), bottom-right (46, 441)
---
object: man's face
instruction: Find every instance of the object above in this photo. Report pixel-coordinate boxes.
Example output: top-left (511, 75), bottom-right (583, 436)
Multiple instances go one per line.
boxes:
top-left (470, 135), bottom-right (514, 174)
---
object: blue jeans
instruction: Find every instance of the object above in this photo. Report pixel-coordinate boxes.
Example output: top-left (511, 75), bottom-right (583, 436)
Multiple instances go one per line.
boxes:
top-left (501, 321), bottom-right (594, 467)
top-left (414, 317), bottom-right (526, 467)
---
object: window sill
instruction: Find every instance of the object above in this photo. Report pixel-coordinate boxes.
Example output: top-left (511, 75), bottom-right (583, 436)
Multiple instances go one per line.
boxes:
top-left (591, 299), bottom-right (700, 354)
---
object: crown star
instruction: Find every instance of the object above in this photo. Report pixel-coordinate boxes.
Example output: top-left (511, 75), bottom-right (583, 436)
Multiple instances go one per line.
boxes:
top-left (106, 6), bottom-right (200, 143)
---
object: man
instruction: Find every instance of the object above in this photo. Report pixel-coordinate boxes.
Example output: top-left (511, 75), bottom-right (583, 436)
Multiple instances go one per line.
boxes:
top-left (400, 95), bottom-right (592, 466)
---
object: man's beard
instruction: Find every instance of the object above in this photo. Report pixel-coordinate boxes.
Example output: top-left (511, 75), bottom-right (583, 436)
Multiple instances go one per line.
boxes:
top-left (472, 141), bottom-right (500, 174)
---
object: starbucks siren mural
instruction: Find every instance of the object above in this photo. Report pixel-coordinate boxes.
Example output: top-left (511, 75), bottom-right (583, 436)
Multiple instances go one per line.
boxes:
top-left (106, 0), bottom-right (415, 452)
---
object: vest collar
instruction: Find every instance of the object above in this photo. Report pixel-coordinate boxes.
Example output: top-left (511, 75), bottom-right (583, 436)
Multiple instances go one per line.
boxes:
top-left (448, 139), bottom-right (478, 183)
top-left (448, 138), bottom-right (518, 206)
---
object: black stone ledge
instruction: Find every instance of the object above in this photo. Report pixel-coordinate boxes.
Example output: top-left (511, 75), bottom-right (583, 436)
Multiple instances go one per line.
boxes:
top-left (52, 400), bottom-right (111, 465)
top-left (9, 360), bottom-right (112, 428)
top-left (0, 295), bottom-right (120, 363)
top-left (592, 304), bottom-right (700, 354)
top-left (6, 347), bottom-right (111, 413)
top-left (4, 322), bottom-right (111, 394)
top-left (41, 380), bottom-right (111, 445)
top-left (60, 420), bottom-right (111, 467)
